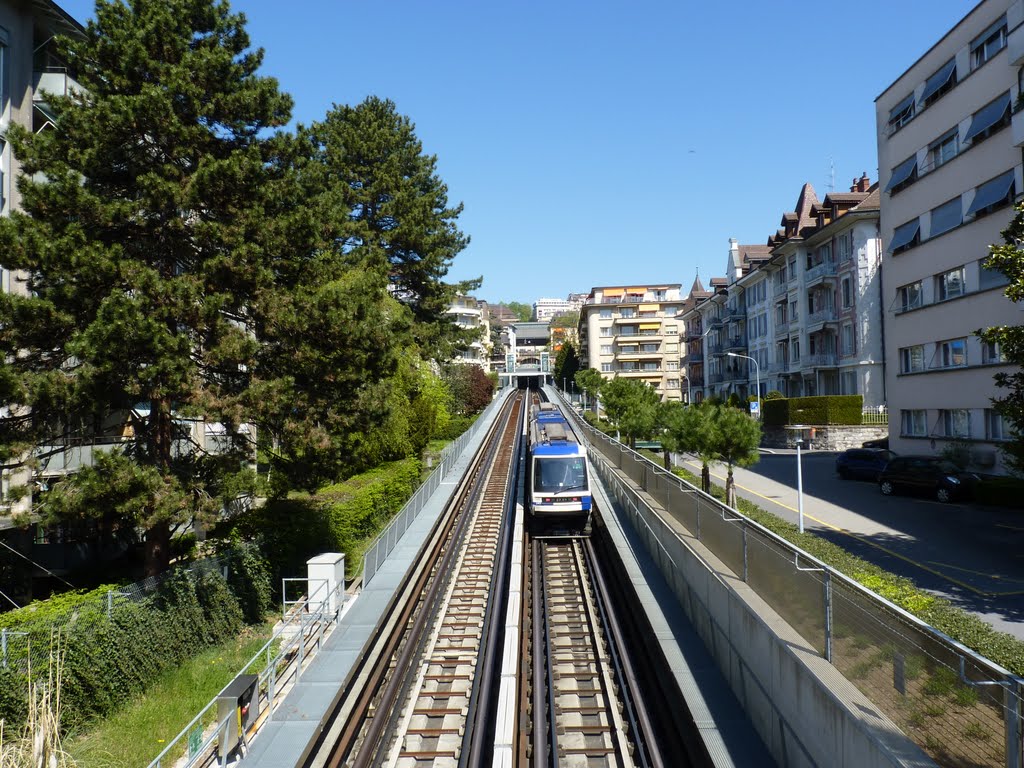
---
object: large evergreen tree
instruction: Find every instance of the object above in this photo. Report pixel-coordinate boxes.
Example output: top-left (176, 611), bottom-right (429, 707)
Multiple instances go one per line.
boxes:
top-left (0, 0), bottom-right (291, 575)
top-left (310, 97), bottom-right (479, 359)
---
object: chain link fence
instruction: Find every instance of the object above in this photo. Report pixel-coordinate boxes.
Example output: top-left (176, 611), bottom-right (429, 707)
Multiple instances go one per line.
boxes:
top-left (569, 403), bottom-right (1023, 768)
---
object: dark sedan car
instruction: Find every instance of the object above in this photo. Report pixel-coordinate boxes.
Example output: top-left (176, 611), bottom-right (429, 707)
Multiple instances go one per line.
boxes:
top-left (835, 448), bottom-right (896, 480)
top-left (878, 456), bottom-right (980, 502)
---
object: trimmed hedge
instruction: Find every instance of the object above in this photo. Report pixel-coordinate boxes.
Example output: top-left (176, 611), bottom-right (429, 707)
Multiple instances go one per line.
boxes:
top-left (222, 457), bottom-right (422, 584)
top-left (664, 460), bottom-right (1024, 675)
top-left (762, 394), bottom-right (863, 427)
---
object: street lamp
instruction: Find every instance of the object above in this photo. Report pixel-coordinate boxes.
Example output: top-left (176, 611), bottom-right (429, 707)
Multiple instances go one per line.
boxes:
top-left (726, 352), bottom-right (760, 416)
top-left (785, 425), bottom-right (809, 533)
top-left (681, 372), bottom-right (690, 405)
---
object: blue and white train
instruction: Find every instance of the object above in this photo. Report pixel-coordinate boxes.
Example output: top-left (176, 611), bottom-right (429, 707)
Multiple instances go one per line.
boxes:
top-left (526, 402), bottom-right (591, 534)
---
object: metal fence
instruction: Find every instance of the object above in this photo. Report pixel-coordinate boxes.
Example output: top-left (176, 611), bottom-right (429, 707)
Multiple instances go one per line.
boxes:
top-left (863, 406), bottom-right (889, 425)
top-left (361, 386), bottom-right (513, 586)
top-left (564, 398), bottom-right (1023, 768)
top-left (148, 574), bottom-right (348, 768)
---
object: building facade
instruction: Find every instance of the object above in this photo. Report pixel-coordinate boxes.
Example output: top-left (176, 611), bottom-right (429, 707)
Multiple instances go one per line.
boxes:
top-left (876, 0), bottom-right (1020, 472)
top-left (579, 284), bottom-right (684, 402)
top-left (446, 295), bottom-right (492, 371)
top-left (532, 295), bottom-right (584, 322)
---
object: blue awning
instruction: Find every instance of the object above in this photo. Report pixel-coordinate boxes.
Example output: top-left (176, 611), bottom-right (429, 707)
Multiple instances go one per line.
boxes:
top-left (888, 93), bottom-right (915, 122)
top-left (920, 58), bottom-right (956, 104)
top-left (967, 170), bottom-right (1015, 216)
top-left (930, 198), bottom-right (962, 237)
top-left (885, 155), bottom-right (918, 192)
top-left (964, 92), bottom-right (1011, 143)
top-left (888, 220), bottom-right (920, 252)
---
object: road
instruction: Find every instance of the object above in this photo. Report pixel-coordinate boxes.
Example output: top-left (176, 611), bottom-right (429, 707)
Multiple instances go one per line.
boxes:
top-left (673, 449), bottom-right (1024, 642)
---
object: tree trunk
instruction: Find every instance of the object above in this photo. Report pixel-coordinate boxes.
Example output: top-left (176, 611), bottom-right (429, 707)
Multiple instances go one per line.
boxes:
top-left (144, 518), bottom-right (171, 577)
top-left (662, 449), bottom-right (671, 470)
top-left (726, 467), bottom-right (736, 508)
top-left (701, 463), bottom-right (710, 494)
top-left (144, 396), bottom-right (174, 577)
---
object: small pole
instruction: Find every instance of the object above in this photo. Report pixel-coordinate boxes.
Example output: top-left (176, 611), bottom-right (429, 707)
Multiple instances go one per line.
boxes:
top-left (2, 628), bottom-right (7, 668)
top-left (797, 436), bottom-right (805, 534)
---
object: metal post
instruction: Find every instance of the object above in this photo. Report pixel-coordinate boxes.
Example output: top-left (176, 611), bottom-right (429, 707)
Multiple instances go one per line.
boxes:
top-left (824, 571), bottom-right (832, 662)
top-left (1003, 676), bottom-right (1023, 768)
top-left (107, 589), bottom-right (113, 618)
top-left (797, 438), bottom-right (805, 534)
top-left (1, 629), bottom-right (6, 668)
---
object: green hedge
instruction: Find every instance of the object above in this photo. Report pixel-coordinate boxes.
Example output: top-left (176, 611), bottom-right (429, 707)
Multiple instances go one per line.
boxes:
top-left (0, 561), bottom-right (257, 731)
top-left (762, 394), bottom-right (863, 427)
top-left (667, 463), bottom-right (1024, 675)
top-left (222, 457), bottom-right (422, 584)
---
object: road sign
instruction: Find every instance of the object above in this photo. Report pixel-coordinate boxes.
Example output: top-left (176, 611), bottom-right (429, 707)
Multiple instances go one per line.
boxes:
top-left (750, 401), bottom-right (760, 416)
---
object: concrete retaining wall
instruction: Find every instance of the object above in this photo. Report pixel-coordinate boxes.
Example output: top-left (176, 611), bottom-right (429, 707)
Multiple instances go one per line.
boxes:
top-left (762, 424), bottom-right (888, 451)
top-left (595, 455), bottom-right (934, 768)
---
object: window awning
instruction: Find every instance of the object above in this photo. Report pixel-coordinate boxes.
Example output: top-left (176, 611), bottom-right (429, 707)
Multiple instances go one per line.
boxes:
top-left (930, 198), bottom-right (962, 237)
top-left (971, 16), bottom-right (1006, 52)
top-left (885, 155), bottom-right (918, 192)
top-left (626, 287), bottom-right (646, 294)
top-left (967, 169), bottom-right (1015, 216)
top-left (889, 219), bottom-right (920, 252)
top-left (602, 288), bottom-right (623, 297)
top-left (639, 323), bottom-right (661, 330)
top-left (964, 92), bottom-right (1011, 143)
top-left (920, 58), bottom-right (956, 104)
top-left (638, 303), bottom-right (659, 311)
top-left (889, 93), bottom-right (915, 121)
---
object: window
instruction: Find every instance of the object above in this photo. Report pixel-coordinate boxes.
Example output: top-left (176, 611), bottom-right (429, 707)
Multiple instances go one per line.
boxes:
top-left (600, 345), bottom-right (613, 355)
top-left (640, 343), bottom-right (659, 353)
top-left (599, 308), bottom-right (612, 319)
top-left (897, 281), bottom-right (923, 312)
top-left (841, 371), bottom-right (857, 394)
top-left (888, 93), bottom-right (915, 132)
top-left (964, 92), bottom-right (1012, 145)
top-left (935, 338), bottom-right (967, 368)
top-left (982, 339), bottom-right (1006, 364)
top-left (818, 243), bottom-right (832, 263)
top-left (664, 343), bottom-right (678, 353)
top-left (620, 308), bottom-right (636, 318)
top-left (620, 325), bottom-right (637, 336)
top-left (792, 340), bottom-right (800, 362)
top-left (665, 360), bottom-right (679, 371)
top-left (663, 307), bottom-right (677, 316)
top-left (837, 231), bottom-right (853, 262)
top-left (901, 409), bottom-right (928, 437)
top-left (788, 257), bottom-right (797, 281)
top-left (936, 267), bottom-right (965, 301)
top-left (929, 198), bottom-right (961, 238)
top-left (601, 363), bottom-right (613, 372)
top-left (926, 129), bottom-right (958, 172)
top-left (979, 258), bottom-right (1011, 290)
top-left (939, 409), bottom-right (971, 438)
top-left (886, 154), bottom-right (917, 193)
top-left (841, 278), bottom-right (852, 308)
top-left (921, 58), bottom-right (956, 107)
top-left (664, 324), bottom-right (677, 334)
top-left (967, 169), bottom-right (1015, 219)
top-left (971, 16), bottom-right (1007, 70)
top-left (889, 219), bottom-right (920, 253)
top-left (841, 324), bottom-right (855, 356)
top-left (666, 378), bottom-right (679, 389)
top-left (986, 409), bottom-right (1008, 440)
top-left (900, 345), bottom-right (925, 373)
top-left (599, 326), bottom-right (612, 337)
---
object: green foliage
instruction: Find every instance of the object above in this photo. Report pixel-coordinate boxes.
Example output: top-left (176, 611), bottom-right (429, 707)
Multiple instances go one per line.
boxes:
top-left (502, 302), bottom-right (533, 322)
top-left (442, 364), bottom-right (493, 416)
top-left (0, 563), bottom-right (255, 732)
top-left (574, 368), bottom-right (604, 400)
top-left (601, 378), bottom-right (660, 443)
top-left (762, 395), bottom-right (863, 426)
top-left (764, 390), bottom-right (784, 401)
top-left (553, 342), bottom-right (580, 388)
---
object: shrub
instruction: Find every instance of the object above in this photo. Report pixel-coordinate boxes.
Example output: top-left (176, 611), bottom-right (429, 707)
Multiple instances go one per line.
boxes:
top-left (764, 390), bottom-right (784, 401)
top-left (762, 394), bottom-right (863, 426)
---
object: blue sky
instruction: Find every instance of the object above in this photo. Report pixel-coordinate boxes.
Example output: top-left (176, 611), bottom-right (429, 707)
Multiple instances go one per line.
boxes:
top-left (56, 0), bottom-right (979, 306)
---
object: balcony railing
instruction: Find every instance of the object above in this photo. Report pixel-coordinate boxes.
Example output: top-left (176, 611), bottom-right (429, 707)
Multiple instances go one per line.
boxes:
top-left (804, 260), bottom-right (838, 284)
top-left (683, 351), bottom-right (704, 363)
top-left (774, 321), bottom-right (790, 336)
top-left (773, 282), bottom-right (788, 297)
top-left (709, 373), bottom-right (724, 384)
top-left (805, 309), bottom-right (837, 327)
top-left (708, 316), bottom-right (724, 329)
top-left (32, 68), bottom-right (84, 102)
top-left (724, 335), bottom-right (746, 351)
top-left (804, 353), bottom-right (838, 368)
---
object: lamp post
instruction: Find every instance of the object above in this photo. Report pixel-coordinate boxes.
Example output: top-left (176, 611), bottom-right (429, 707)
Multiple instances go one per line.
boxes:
top-left (785, 425), bottom-right (807, 533)
top-left (726, 352), bottom-right (760, 416)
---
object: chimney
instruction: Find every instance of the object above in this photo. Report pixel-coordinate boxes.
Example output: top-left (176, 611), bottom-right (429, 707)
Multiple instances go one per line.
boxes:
top-left (850, 178), bottom-right (858, 193)
top-left (857, 172), bottom-right (870, 193)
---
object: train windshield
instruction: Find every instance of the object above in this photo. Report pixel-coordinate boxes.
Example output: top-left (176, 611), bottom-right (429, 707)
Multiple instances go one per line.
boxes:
top-left (534, 456), bottom-right (588, 493)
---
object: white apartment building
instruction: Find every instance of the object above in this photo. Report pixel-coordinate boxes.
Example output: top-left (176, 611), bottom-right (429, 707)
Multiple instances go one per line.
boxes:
top-left (876, 0), bottom-right (1020, 473)
top-left (579, 284), bottom-right (684, 402)
top-left (681, 179), bottom-right (884, 409)
top-left (532, 295), bottom-right (583, 322)
top-left (446, 295), bottom-right (492, 371)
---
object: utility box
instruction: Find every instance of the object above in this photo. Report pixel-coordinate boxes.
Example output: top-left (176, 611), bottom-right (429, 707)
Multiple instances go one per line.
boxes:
top-left (307, 552), bottom-right (345, 617)
top-left (217, 674), bottom-right (259, 759)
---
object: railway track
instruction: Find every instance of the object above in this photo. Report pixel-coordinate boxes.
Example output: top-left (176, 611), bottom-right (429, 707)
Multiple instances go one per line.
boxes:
top-left (311, 391), bottom-right (522, 767)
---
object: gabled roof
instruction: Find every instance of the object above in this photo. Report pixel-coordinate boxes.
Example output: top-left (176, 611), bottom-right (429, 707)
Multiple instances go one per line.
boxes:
top-left (850, 184), bottom-right (880, 212)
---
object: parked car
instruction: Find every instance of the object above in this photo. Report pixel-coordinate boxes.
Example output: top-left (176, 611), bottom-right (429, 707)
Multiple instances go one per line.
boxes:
top-left (877, 456), bottom-right (980, 502)
top-left (835, 448), bottom-right (896, 480)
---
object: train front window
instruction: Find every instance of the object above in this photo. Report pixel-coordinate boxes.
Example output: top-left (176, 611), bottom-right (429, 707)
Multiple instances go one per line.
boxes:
top-left (535, 457), bottom-right (588, 492)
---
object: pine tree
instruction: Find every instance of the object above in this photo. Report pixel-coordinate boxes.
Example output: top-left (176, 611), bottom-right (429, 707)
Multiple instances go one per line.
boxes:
top-left (310, 97), bottom-right (479, 360)
top-left (0, 0), bottom-right (291, 575)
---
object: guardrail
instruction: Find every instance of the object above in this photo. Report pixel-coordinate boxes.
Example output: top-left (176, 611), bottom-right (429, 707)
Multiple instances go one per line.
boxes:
top-left (553, 388), bottom-right (1022, 768)
top-left (148, 576), bottom-right (347, 768)
top-left (362, 387), bottom-right (514, 586)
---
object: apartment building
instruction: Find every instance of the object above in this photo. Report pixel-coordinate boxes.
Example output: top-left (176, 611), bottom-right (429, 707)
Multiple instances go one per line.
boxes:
top-left (578, 284), bottom-right (684, 402)
top-left (681, 179), bottom-right (884, 408)
top-left (446, 295), bottom-right (492, 371)
top-left (532, 295), bottom-right (584, 322)
top-left (0, 0), bottom-right (83, 517)
top-left (679, 275), bottom-right (713, 403)
top-left (876, 0), bottom-right (1020, 472)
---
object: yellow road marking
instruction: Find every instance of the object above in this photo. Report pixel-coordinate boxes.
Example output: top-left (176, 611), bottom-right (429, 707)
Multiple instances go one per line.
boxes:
top-left (680, 459), bottom-right (1024, 598)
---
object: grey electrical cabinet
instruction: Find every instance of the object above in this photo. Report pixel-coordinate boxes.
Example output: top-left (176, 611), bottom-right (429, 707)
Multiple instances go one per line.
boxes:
top-left (217, 674), bottom-right (259, 760)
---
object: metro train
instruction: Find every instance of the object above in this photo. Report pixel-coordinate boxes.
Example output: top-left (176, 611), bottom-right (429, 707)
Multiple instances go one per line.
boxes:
top-left (525, 401), bottom-right (592, 534)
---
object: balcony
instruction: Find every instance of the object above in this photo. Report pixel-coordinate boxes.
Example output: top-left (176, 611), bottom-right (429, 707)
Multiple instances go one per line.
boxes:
top-left (804, 260), bottom-right (838, 287)
top-left (1010, 12), bottom-right (1024, 66)
top-left (774, 320), bottom-right (790, 337)
top-left (724, 306), bottom-right (746, 322)
top-left (724, 335), bottom-right (747, 352)
top-left (683, 351), bottom-right (704, 364)
top-left (773, 282), bottom-right (788, 298)
top-left (707, 344), bottom-right (725, 357)
top-left (805, 308), bottom-right (837, 332)
top-left (620, 367), bottom-right (662, 377)
top-left (33, 68), bottom-right (84, 105)
top-left (804, 353), bottom-right (838, 369)
top-left (1013, 108), bottom-right (1024, 148)
top-left (709, 373), bottom-right (724, 384)
top-left (685, 329), bottom-right (704, 342)
top-left (708, 316), bottom-right (724, 329)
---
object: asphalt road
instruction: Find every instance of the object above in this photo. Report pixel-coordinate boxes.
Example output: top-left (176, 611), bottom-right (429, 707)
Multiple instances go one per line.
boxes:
top-left (673, 449), bottom-right (1024, 642)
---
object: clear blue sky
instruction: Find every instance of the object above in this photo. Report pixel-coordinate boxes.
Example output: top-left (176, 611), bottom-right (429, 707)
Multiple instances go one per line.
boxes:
top-left (57, 0), bottom-right (978, 306)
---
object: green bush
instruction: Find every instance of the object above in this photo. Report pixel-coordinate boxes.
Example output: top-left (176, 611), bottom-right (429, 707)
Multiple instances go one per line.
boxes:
top-left (762, 394), bottom-right (863, 427)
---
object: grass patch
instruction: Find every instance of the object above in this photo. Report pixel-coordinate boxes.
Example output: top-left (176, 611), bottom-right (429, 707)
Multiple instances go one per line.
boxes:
top-left (66, 621), bottom-right (274, 768)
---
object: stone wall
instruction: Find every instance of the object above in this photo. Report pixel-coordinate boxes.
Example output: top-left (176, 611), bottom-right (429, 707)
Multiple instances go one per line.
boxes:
top-left (762, 424), bottom-right (888, 451)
